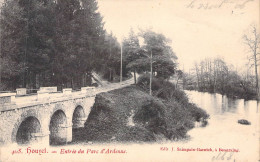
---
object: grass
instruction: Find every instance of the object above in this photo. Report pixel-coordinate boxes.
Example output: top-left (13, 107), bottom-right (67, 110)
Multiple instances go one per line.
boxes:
top-left (73, 75), bottom-right (209, 143)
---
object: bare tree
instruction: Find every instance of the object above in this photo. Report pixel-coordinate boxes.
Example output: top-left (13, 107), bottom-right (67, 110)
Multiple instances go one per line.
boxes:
top-left (243, 24), bottom-right (260, 100)
top-left (194, 62), bottom-right (200, 89)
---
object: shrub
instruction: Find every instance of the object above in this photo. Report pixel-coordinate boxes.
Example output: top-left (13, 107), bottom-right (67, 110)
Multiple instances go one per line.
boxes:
top-left (137, 74), bottom-right (189, 103)
top-left (137, 74), bottom-right (163, 92)
top-left (137, 74), bottom-right (209, 139)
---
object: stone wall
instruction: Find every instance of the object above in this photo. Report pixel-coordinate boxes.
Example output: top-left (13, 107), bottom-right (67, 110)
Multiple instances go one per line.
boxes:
top-left (0, 96), bottom-right (95, 145)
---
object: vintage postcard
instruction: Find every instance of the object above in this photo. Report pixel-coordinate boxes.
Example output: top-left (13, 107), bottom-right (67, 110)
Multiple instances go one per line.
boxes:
top-left (0, 0), bottom-right (259, 161)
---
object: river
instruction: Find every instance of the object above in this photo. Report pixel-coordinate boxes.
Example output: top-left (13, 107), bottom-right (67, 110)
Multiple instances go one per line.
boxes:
top-left (179, 90), bottom-right (260, 161)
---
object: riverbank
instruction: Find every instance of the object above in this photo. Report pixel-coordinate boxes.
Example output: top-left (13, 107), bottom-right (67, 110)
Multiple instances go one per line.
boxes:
top-left (185, 87), bottom-right (258, 101)
top-left (73, 82), bottom-right (209, 143)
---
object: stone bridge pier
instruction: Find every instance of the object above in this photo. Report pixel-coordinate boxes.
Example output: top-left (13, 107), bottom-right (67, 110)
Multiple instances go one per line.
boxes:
top-left (0, 88), bottom-right (96, 146)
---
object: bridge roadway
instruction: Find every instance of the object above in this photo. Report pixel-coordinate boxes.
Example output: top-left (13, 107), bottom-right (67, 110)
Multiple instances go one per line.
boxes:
top-left (0, 79), bottom-right (133, 146)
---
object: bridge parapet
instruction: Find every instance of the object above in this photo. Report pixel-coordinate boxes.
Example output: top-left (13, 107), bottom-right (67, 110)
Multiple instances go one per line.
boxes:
top-left (63, 88), bottom-right (72, 95)
top-left (39, 87), bottom-right (57, 93)
top-left (0, 91), bottom-right (95, 113)
top-left (16, 88), bottom-right (27, 96)
top-left (37, 92), bottom-right (64, 101)
top-left (81, 87), bottom-right (95, 92)
top-left (81, 87), bottom-right (95, 96)
top-left (37, 87), bottom-right (57, 100)
top-left (0, 84), bottom-right (117, 113)
top-left (0, 93), bottom-right (16, 105)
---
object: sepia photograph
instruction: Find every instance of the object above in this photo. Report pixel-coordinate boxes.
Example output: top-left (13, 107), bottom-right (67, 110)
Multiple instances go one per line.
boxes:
top-left (0, 0), bottom-right (259, 161)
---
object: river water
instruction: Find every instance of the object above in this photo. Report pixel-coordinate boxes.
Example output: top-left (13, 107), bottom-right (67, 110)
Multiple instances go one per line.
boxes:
top-left (180, 90), bottom-right (260, 161)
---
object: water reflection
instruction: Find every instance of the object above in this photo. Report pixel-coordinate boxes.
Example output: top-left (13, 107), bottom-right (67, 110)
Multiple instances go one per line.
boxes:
top-left (175, 91), bottom-right (259, 161)
top-left (185, 90), bottom-right (259, 119)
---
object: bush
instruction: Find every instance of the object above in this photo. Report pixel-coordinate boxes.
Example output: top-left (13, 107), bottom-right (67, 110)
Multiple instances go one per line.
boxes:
top-left (223, 84), bottom-right (257, 100)
top-left (133, 100), bottom-right (168, 136)
top-left (137, 74), bottom-right (189, 103)
top-left (137, 74), bottom-right (209, 139)
top-left (137, 73), bottom-right (163, 92)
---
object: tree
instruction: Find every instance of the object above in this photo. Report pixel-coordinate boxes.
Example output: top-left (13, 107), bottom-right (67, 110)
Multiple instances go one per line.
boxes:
top-left (0, 0), bottom-right (56, 89)
top-left (66, 0), bottom-right (106, 88)
top-left (0, 0), bottom-right (108, 90)
top-left (189, 57), bottom-right (258, 99)
top-left (51, 0), bottom-right (81, 89)
top-left (175, 70), bottom-right (183, 88)
top-left (125, 29), bottom-right (177, 80)
top-left (0, 0), bottom-right (26, 89)
top-left (141, 30), bottom-right (177, 79)
top-left (243, 24), bottom-right (260, 100)
top-left (123, 29), bottom-right (141, 84)
top-left (101, 32), bottom-right (121, 81)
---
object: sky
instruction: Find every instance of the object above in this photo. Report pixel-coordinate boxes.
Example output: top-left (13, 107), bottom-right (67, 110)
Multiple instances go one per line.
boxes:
top-left (97, 0), bottom-right (259, 71)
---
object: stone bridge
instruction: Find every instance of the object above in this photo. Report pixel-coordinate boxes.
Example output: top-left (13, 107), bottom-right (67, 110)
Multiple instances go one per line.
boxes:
top-left (0, 80), bottom-right (132, 146)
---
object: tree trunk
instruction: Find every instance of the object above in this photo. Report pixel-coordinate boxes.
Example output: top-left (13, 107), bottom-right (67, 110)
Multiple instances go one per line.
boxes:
top-left (176, 78), bottom-right (179, 89)
top-left (195, 63), bottom-right (200, 90)
top-left (82, 73), bottom-right (85, 87)
top-left (254, 52), bottom-right (259, 100)
top-left (0, 62), bottom-right (1, 89)
top-left (134, 69), bottom-right (136, 84)
top-left (71, 78), bottom-right (74, 89)
top-left (109, 69), bottom-right (112, 81)
top-left (111, 70), bottom-right (114, 81)
top-left (213, 61), bottom-right (218, 93)
top-left (150, 51), bottom-right (152, 95)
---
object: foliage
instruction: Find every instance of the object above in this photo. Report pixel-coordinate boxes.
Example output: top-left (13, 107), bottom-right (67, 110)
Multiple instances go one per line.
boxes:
top-left (243, 24), bottom-right (260, 100)
top-left (98, 33), bottom-right (121, 81)
top-left (0, 0), bottom-right (121, 90)
top-left (137, 73), bottom-right (163, 93)
top-left (184, 57), bottom-right (258, 100)
top-left (124, 29), bottom-right (178, 80)
top-left (80, 84), bottom-right (208, 142)
top-left (137, 73), bottom-right (209, 140)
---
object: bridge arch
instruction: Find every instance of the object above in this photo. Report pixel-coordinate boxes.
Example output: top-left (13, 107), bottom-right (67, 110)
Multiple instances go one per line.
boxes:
top-left (49, 109), bottom-right (68, 145)
top-left (72, 105), bottom-right (86, 141)
top-left (72, 105), bottom-right (85, 128)
top-left (11, 109), bottom-right (42, 144)
top-left (16, 116), bottom-right (41, 145)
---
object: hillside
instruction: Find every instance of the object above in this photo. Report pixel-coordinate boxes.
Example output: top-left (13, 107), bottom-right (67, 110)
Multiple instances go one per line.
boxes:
top-left (73, 85), bottom-right (209, 143)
